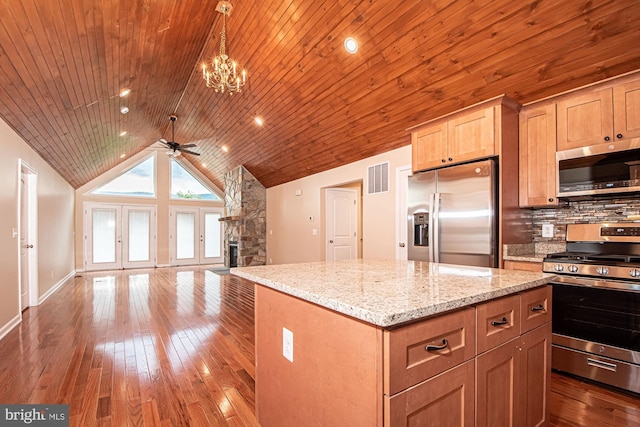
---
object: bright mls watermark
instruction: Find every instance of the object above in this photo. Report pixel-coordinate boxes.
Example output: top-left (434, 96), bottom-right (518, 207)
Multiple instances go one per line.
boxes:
top-left (0, 405), bottom-right (68, 426)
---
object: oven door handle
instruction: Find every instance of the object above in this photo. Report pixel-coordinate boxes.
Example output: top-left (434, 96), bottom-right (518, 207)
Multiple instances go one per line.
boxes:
top-left (587, 358), bottom-right (618, 372)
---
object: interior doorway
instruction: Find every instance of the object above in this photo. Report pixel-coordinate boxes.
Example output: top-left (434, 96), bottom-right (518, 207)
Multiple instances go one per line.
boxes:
top-left (325, 187), bottom-right (360, 261)
top-left (19, 160), bottom-right (38, 310)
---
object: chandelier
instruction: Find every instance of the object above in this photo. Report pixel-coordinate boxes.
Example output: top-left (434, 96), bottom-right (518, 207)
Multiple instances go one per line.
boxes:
top-left (202, 1), bottom-right (246, 95)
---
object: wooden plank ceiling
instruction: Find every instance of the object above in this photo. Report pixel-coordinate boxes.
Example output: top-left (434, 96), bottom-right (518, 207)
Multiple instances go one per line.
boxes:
top-left (0, 0), bottom-right (639, 190)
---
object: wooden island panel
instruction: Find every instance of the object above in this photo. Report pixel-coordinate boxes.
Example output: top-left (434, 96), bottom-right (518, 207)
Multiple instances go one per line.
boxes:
top-left (255, 285), bottom-right (383, 427)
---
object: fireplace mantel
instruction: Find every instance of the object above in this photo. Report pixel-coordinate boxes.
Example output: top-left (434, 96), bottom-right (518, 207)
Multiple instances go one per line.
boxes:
top-left (218, 216), bottom-right (241, 222)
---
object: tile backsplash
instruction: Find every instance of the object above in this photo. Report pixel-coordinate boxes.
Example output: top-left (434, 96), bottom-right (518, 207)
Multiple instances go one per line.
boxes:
top-left (532, 196), bottom-right (640, 242)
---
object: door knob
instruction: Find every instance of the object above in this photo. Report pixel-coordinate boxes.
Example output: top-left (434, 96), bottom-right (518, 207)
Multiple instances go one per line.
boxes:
top-left (329, 240), bottom-right (334, 243)
top-left (399, 243), bottom-right (406, 247)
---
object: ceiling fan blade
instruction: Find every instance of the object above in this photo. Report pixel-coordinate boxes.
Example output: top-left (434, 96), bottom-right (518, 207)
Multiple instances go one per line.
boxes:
top-left (179, 143), bottom-right (197, 148)
top-left (179, 149), bottom-right (201, 156)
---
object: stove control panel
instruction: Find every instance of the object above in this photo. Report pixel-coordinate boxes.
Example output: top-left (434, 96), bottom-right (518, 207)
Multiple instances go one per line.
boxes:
top-left (600, 226), bottom-right (640, 237)
top-left (543, 262), bottom-right (640, 282)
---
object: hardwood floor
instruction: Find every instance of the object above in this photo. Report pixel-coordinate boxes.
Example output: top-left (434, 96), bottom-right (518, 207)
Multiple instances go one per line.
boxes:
top-left (0, 266), bottom-right (637, 426)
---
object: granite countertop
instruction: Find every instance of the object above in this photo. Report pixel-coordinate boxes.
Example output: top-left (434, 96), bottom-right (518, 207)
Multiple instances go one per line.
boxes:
top-left (231, 259), bottom-right (555, 328)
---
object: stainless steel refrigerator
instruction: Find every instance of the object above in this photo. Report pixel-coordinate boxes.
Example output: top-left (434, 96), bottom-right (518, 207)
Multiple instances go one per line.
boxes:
top-left (407, 159), bottom-right (497, 267)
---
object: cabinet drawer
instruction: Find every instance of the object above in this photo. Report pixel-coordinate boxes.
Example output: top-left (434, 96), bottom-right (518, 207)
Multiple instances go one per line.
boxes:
top-left (384, 307), bottom-right (475, 396)
top-left (384, 360), bottom-right (474, 427)
top-left (520, 285), bottom-right (552, 333)
top-left (476, 294), bottom-right (521, 354)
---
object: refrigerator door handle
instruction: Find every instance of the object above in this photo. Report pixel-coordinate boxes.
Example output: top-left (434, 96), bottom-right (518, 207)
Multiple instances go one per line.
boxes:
top-left (428, 193), bottom-right (435, 262)
top-left (432, 193), bottom-right (440, 263)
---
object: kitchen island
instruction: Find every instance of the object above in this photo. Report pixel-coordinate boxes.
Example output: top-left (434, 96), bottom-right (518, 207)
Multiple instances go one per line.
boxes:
top-left (231, 259), bottom-right (556, 427)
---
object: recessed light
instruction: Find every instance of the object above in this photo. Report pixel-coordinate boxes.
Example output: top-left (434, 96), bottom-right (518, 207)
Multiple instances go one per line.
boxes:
top-left (201, 163), bottom-right (207, 167)
top-left (120, 106), bottom-right (129, 114)
top-left (344, 37), bottom-right (358, 54)
top-left (254, 116), bottom-right (264, 126)
top-left (119, 131), bottom-right (127, 136)
top-left (222, 145), bottom-right (229, 152)
top-left (119, 88), bottom-right (131, 97)
top-left (120, 153), bottom-right (126, 158)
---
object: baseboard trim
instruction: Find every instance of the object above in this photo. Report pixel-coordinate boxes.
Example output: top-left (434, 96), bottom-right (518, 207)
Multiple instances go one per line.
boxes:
top-left (0, 313), bottom-right (21, 342)
top-left (38, 270), bottom-right (76, 305)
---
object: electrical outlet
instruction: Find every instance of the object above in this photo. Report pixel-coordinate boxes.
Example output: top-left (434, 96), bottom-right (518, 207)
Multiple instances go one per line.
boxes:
top-left (542, 224), bottom-right (554, 238)
top-left (282, 327), bottom-right (293, 362)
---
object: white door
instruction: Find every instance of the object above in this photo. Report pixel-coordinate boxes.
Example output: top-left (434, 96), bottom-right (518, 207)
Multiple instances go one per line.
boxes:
top-left (170, 207), bottom-right (223, 266)
top-left (19, 161), bottom-right (38, 310)
top-left (396, 165), bottom-right (412, 260)
top-left (325, 188), bottom-right (358, 261)
top-left (85, 203), bottom-right (157, 271)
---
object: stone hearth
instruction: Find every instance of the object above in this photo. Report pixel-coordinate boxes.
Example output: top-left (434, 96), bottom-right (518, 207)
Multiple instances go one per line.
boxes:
top-left (222, 166), bottom-right (266, 267)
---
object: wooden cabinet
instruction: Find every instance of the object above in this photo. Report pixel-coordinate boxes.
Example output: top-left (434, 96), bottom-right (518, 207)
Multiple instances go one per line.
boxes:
top-left (385, 360), bottom-right (475, 427)
top-left (519, 104), bottom-right (558, 207)
top-left (503, 260), bottom-right (543, 272)
top-left (476, 294), bottom-right (520, 354)
top-left (476, 337), bottom-right (520, 427)
top-left (556, 88), bottom-right (613, 150)
top-left (475, 288), bottom-right (552, 427)
top-left (519, 322), bottom-right (552, 427)
top-left (255, 284), bottom-right (551, 427)
top-left (411, 105), bottom-right (495, 172)
top-left (385, 286), bottom-right (551, 427)
top-left (557, 75), bottom-right (640, 151)
top-left (384, 307), bottom-right (475, 395)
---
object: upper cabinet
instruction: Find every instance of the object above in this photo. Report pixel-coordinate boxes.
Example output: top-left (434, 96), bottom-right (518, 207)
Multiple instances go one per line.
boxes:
top-left (411, 101), bottom-right (499, 172)
top-left (557, 75), bottom-right (640, 151)
top-left (519, 70), bottom-right (640, 208)
top-left (519, 104), bottom-right (559, 207)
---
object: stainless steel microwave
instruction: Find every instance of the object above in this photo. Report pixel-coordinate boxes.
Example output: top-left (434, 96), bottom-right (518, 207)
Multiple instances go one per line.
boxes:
top-left (557, 140), bottom-right (640, 198)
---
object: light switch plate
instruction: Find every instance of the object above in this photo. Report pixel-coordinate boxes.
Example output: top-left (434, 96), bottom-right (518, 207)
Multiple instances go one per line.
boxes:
top-left (542, 224), bottom-right (554, 238)
top-left (283, 327), bottom-right (293, 362)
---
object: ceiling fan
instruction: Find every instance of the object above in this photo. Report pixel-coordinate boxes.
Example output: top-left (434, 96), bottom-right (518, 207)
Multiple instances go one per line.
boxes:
top-left (158, 115), bottom-right (200, 157)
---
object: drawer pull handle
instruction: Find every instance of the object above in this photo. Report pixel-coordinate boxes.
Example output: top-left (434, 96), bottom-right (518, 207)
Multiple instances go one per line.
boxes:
top-left (491, 317), bottom-right (508, 326)
top-left (587, 358), bottom-right (617, 372)
top-left (530, 304), bottom-right (545, 312)
top-left (426, 339), bottom-right (448, 352)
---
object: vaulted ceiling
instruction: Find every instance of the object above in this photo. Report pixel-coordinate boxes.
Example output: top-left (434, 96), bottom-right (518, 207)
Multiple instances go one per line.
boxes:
top-left (1, 0), bottom-right (639, 190)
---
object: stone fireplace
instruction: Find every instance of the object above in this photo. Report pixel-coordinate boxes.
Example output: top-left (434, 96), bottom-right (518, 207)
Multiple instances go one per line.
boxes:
top-left (222, 166), bottom-right (266, 267)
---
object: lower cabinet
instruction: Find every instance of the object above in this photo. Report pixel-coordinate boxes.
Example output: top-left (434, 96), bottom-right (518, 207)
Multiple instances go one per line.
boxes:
top-left (476, 322), bottom-right (552, 427)
top-left (385, 360), bottom-right (475, 427)
top-left (384, 286), bottom-right (552, 427)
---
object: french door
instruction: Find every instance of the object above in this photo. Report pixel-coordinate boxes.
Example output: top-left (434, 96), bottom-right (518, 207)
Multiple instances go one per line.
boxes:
top-left (84, 203), bottom-right (157, 271)
top-left (169, 207), bottom-right (223, 266)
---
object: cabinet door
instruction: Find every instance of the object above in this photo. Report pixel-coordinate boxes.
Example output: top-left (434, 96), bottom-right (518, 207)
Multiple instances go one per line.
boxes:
top-left (613, 78), bottom-right (640, 140)
top-left (412, 122), bottom-right (448, 171)
top-left (448, 106), bottom-right (495, 164)
top-left (519, 104), bottom-right (558, 207)
top-left (556, 88), bottom-right (613, 150)
top-left (385, 360), bottom-right (474, 427)
top-left (518, 323), bottom-right (552, 427)
top-left (476, 338), bottom-right (520, 427)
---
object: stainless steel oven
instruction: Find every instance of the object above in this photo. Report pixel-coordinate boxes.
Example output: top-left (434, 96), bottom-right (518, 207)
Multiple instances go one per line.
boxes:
top-left (543, 223), bottom-right (640, 394)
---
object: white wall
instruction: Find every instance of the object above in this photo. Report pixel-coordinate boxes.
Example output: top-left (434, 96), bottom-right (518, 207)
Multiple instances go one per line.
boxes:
top-left (267, 145), bottom-right (411, 264)
top-left (0, 117), bottom-right (75, 339)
